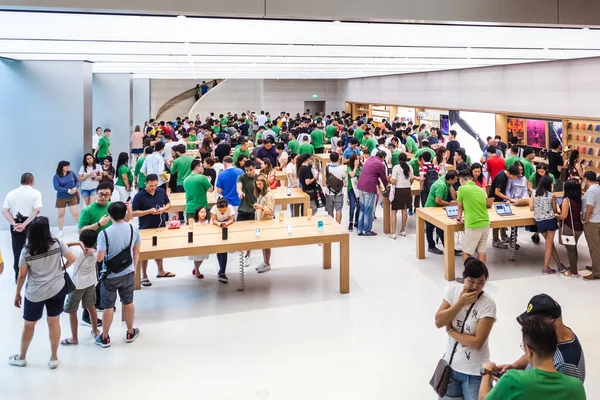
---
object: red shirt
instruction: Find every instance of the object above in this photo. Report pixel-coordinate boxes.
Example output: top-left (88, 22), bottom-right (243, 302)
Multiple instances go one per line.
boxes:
top-left (486, 156), bottom-right (506, 181)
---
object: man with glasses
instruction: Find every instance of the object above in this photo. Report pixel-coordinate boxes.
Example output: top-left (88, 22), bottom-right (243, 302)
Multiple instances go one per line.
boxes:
top-left (479, 314), bottom-right (585, 399)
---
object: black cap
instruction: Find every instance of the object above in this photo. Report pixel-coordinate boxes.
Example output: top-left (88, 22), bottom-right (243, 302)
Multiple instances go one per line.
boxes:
top-left (517, 294), bottom-right (562, 325)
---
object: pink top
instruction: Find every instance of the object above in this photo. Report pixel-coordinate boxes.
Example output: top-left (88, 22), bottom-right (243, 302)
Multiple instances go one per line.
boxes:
top-left (474, 177), bottom-right (488, 189)
top-left (131, 131), bottom-right (143, 149)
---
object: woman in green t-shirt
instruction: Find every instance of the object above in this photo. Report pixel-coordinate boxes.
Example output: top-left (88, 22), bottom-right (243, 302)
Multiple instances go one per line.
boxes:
top-left (346, 153), bottom-right (362, 232)
top-left (528, 163), bottom-right (555, 193)
top-left (115, 152), bottom-right (133, 202)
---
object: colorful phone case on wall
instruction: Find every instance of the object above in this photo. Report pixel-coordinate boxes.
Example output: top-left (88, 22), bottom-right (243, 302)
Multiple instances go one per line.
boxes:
top-left (589, 124), bottom-right (594, 130)
top-left (596, 125), bottom-right (600, 131)
top-left (589, 136), bottom-right (593, 143)
top-left (568, 122), bottom-right (573, 129)
top-left (576, 123), bottom-right (580, 130)
top-left (588, 148), bottom-right (594, 155)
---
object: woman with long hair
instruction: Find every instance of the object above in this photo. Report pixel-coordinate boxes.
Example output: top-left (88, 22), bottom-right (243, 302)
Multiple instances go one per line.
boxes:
top-left (53, 161), bottom-right (80, 237)
top-left (528, 163), bottom-right (555, 194)
top-left (235, 154), bottom-right (249, 170)
top-left (505, 161), bottom-right (529, 257)
top-left (433, 146), bottom-right (448, 175)
top-left (556, 180), bottom-right (584, 277)
top-left (99, 155), bottom-right (115, 184)
top-left (253, 174), bottom-right (275, 273)
top-left (131, 125), bottom-right (144, 165)
top-left (297, 153), bottom-right (318, 216)
top-left (530, 175), bottom-right (564, 274)
top-left (346, 153), bottom-right (361, 231)
top-left (199, 137), bottom-right (213, 161)
top-left (390, 153), bottom-right (415, 239)
top-left (564, 150), bottom-right (583, 185)
top-left (470, 163), bottom-right (487, 189)
top-left (261, 158), bottom-right (277, 189)
top-left (9, 217), bottom-right (76, 369)
top-left (78, 153), bottom-right (102, 206)
top-left (114, 152), bottom-right (132, 202)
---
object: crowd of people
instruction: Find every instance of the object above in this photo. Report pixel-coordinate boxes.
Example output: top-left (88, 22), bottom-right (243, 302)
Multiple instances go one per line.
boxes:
top-left (0, 107), bottom-right (593, 398)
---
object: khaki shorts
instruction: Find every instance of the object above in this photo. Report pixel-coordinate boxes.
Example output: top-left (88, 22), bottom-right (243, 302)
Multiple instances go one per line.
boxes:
top-left (55, 195), bottom-right (79, 208)
top-left (462, 227), bottom-right (490, 255)
top-left (64, 284), bottom-right (96, 313)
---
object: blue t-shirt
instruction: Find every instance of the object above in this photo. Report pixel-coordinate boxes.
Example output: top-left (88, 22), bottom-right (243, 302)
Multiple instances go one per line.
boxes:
top-left (343, 147), bottom-right (360, 160)
top-left (216, 167), bottom-right (244, 206)
top-left (97, 221), bottom-right (141, 279)
top-left (132, 188), bottom-right (171, 229)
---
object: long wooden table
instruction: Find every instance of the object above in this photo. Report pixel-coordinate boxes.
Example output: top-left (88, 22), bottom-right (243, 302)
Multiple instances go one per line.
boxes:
top-left (168, 187), bottom-right (310, 216)
top-left (135, 215), bottom-right (350, 293)
top-left (415, 205), bottom-right (535, 280)
top-left (314, 153), bottom-right (331, 185)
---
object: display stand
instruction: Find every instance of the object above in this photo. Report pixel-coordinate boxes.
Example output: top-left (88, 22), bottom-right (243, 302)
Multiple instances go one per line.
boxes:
top-left (564, 120), bottom-right (600, 170)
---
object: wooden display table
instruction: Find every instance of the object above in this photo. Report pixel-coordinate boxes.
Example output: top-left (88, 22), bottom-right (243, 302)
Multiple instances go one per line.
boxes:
top-left (533, 156), bottom-right (547, 165)
top-left (135, 216), bottom-right (350, 293)
top-left (415, 205), bottom-right (535, 281)
top-left (314, 153), bottom-right (331, 185)
top-left (168, 187), bottom-right (310, 216)
top-left (382, 180), bottom-right (421, 234)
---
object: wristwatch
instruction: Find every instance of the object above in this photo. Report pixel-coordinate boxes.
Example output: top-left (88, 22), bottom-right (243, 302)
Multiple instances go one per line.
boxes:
top-left (480, 368), bottom-right (494, 377)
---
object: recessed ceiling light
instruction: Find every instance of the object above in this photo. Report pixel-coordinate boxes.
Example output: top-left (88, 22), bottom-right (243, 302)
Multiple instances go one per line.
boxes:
top-left (333, 20), bottom-right (341, 24)
top-left (177, 15), bottom-right (186, 20)
top-left (543, 47), bottom-right (549, 51)
top-left (582, 27), bottom-right (589, 30)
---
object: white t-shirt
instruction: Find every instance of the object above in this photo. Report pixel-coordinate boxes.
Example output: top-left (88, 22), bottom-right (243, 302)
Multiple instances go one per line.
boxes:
top-left (392, 164), bottom-right (413, 188)
top-left (286, 163), bottom-right (298, 186)
top-left (78, 164), bottom-right (103, 190)
top-left (3, 185), bottom-right (43, 218)
top-left (141, 153), bottom-right (166, 185)
top-left (583, 184), bottom-right (600, 223)
top-left (443, 285), bottom-right (497, 376)
top-left (210, 205), bottom-right (236, 222)
top-left (278, 150), bottom-right (289, 167)
top-left (69, 250), bottom-right (98, 289)
top-left (163, 141), bottom-right (178, 162)
top-left (324, 164), bottom-right (346, 196)
top-left (371, 146), bottom-right (392, 165)
top-left (256, 115), bottom-right (268, 127)
top-left (92, 133), bottom-right (100, 150)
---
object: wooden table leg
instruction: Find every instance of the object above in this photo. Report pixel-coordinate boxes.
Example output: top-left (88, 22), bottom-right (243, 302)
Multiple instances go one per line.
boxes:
top-left (340, 237), bottom-right (350, 294)
top-left (302, 199), bottom-right (309, 216)
top-left (293, 204), bottom-right (300, 216)
top-left (383, 197), bottom-right (391, 234)
top-left (416, 212), bottom-right (425, 259)
top-left (281, 203), bottom-right (288, 211)
top-left (323, 243), bottom-right (332, 269)
top-left (134, 258), bottom-right (142, 290)
top-left (444, 228), bottom-right (456, 281)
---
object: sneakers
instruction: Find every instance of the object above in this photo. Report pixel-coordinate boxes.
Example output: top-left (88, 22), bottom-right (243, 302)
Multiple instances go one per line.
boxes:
top-left (8, 355), bottom-right (26, 367)
top-left (454, 250), bottom-right (463, 256)
top-left (408, 208), bottom-right (413, 216)
top-left (48, 359), bottom-right (59, 369)
top-left (542, 268), bottom-right (557, 275)
top-left (492, 240), bottom-right (508, 249)
top-left (390, 234), bottom-right (397, 240)
top-left (399, 231), bottom-right (407, 237)
top-left (428, 247), bottom-right (443, 255)
top-left (348, 225), bottom-right (353, 232)
top-left (81, 317), bottom-right (102, 328)
top-left (256, 264), bottom-right (271, 273)
top-left (56, 230), bottom-right (64, 238)
top-left (95, 334), bottom-right (111, 348)
top-left (218, 274), bottom-right (229, 284)
top-left (243, 254), bottom-right (251, 268)
top-left (531, 233), bottom-right (540, 245)
top-left (126, 328), bottom-right (140, 343)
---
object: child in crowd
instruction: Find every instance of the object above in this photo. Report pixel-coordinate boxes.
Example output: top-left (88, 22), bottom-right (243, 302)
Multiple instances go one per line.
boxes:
top-left (210, 198), bottom-right (236, 283)
top-left (189, 206), bottom-right (209, 279)
top-left (61, 230), bottom-right (100, 345)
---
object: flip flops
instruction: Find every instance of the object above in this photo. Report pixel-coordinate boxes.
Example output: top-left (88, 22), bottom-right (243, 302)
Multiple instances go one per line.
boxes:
top-left (60, 338), bottom-right (78, 346)
top-left (141, 278), bottom-right (152, 286)
top-left (156, 272), bottom-right (176, 278)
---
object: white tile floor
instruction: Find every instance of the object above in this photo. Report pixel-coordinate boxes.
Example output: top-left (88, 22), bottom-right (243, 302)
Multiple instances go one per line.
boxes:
top-left (0, 205), bottom-right (599, 399)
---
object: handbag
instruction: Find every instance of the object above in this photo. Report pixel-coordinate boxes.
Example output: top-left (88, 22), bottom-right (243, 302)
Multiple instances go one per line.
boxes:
top-left (102, 225), bottom-right (134, 274)
top-left (314, 183), bottom-right (327, 208)
top-left (429, 293), bottom-right (482, 397)
top-left (559, 198), bottom-right (576, 246)
top-left (59, 244), bottom-right (76, 295)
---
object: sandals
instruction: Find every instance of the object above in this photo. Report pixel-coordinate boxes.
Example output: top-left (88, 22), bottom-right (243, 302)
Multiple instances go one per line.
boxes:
top-left (156, 272), bottom-right (175, 278)
top-left (141, 278), bottom-right (152, 287)
top-left (561, 270), bottom-right (580, 278)
top-left (60, 338), bottom-right (78, 346)
top-left (390, 234), bottom-right (397, 240)
top-left (192, 269), bottom-right (204, 279)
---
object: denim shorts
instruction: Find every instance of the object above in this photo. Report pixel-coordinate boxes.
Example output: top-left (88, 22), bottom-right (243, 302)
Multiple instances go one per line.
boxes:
top-left (443, 369), bottom-right (482, 400)
top-left (536, 218), bottom-right (558, 233)
top-left (24, 285), bottom-right (66, 322)
top-left (81, 188), bottom-right (97, 198)
top-left (100, 273), bottom-right (134, 309)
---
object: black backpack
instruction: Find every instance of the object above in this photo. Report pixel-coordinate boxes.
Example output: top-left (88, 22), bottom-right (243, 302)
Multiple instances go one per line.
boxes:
top-left (423, 164), bottom-right (438, 192)
top-left (325, 165), bottom-right (344, 195)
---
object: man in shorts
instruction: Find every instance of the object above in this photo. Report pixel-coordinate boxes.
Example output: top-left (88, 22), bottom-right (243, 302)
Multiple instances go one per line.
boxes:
top-left (95, 202), bottom-right (141, 348)
top-left (456, 170), bottom-right (490, 282)
top-left (324, 152), bottom-right (346, 224)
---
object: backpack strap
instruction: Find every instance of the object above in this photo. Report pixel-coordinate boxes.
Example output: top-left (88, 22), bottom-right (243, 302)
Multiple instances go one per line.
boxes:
top-left (102, 230), bottom-right (109, 254)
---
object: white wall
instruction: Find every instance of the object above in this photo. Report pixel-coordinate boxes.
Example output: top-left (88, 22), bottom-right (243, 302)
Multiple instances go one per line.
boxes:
top-left (150, 78), bottom-right (212, 121)
top-left (341, 57), bottom-right (600, 119)
top-left (189, 79), bottom-right (345, 119)
top-left (132, 78), bottom-right (150, 127)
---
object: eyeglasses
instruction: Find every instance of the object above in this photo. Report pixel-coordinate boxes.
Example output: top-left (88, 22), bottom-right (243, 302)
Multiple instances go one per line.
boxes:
top-left (97, 192), bottom-right (111, 198)
top-left (520, 343), bottom-right (535, 352)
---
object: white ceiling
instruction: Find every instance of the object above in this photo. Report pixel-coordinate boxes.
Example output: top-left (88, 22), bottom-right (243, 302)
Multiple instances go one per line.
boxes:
top-left (1, 11), bottom-right (600, 79)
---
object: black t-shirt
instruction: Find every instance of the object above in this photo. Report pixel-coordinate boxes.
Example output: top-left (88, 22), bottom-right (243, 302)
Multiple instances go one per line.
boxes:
top-left (488, 171), bottom-right (509, 201)
top-left (497, 141), bottom-right (508, 156)
top-left (299, 165), bottom-right (317, 191)
top-left (214, 143), bottom-right (231, 163)
top-left (203, 168), bottom-right (217, 187)
top-left (548, 150), bottom-right (563, 179)
top-left (446, 140), bottom-right (461, 161)
top-left (238, 123), bottom-right (249, 136)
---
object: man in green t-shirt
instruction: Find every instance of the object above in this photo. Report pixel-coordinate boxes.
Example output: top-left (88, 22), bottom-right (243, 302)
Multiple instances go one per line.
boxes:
top-left (402, 130), bottom-right (418, 154)
top-left (287, 131), bottom-right (300, 154)
top-left (298, 136), bottom-right (315, 156)
top-left (134, 147), bottom-right (152, 190)
top-left (325, 123), bottom-right (338, 143)
top-left (170, 144), bottom-right (194, 191)
top-left (414, 141), bottom-right (436, 162)
top-left (425, 171), bottom-right (459, 255)
top-left (310, 125), bottom-right (325, 153)
top-left (456, 170), bottom-right (490, 266)
top-left (233, 138), bottom-right (251, 164)
top-left (521, 147), bottom-right (536, 179)
top-left (354, 126), bottom-right (364, 144)
top-left (504, 145), bottom-right (520, 169)
top-left (183, 159), bottom-right (214, 218)
top-left (361, 131), bottom-right (377, 155)
top-left (480, 316), bottom-right (586, 400)
top-left (94, 128), bottom-right (111, 163)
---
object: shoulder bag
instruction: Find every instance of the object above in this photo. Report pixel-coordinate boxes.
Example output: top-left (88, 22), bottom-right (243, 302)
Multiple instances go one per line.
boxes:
top-left (429, 292), bottom-right (483, 397)
top-left (59, 243), bottom-right (76, 294)
top-left (102, 225), bottom-right (134, 274)
top-left (559, 198), bottom-right (576, 246)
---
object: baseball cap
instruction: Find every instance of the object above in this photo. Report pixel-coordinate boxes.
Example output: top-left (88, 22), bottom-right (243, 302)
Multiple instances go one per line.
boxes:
top-left (517, 294), bottom-right (562, 325)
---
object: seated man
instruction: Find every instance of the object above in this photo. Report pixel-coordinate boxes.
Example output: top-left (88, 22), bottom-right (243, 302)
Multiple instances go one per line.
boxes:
top-left (480, 314), bottom-right (585, 399)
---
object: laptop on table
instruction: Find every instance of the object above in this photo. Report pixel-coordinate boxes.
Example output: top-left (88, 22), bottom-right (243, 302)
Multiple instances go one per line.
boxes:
top-left (494, 203), bottom-right (515, 216)
top-left (445, 205), bottom-right (459, 219)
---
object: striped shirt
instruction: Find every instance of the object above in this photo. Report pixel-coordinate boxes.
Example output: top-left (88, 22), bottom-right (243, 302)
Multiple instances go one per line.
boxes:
top-left (554, 332), bottom-right (586, 382)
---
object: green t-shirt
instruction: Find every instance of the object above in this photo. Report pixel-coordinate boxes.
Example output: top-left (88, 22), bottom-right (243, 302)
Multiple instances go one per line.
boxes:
top-left (77, 201), bottom-right (112, 232)
top-left (457, 181), bottom-right (489, 228)
top-left (346, 166), bottom-right (361, 190)
top-left (232, 146), bottom-right (250, 163)
top-left (298, 143), bottom-right (315, 156)
top-left (415, 147), bottom-right (436, 161)
top-left (220, 118), bottom-right (228, 127)
top-left (134, 156), bottom-right (147, 188)
top-left (363, 137), bottom-right (377, 155)
top-left (288, 139), bottom-right (300, 154)
top-left (505, 155), bottom-right (520, 169)
top-left (211, 125), bottom-right (220, 134)
top-left (311, 129), bottom-right (325, 149)
top-left (528, 172), bottom-right (556, 189)
top-left (521, 158), bottom-right (535, 179)
top-left (405, 136), bottom-right (418, 154)
top-left (485, 369), bottom-right (586, 400)
top-left (187, 135), bottom-right (196, 150)
top-left (171, 155), bottom-right (194, 186)
top-left (391, 150), bottom-right (401, 167)
top-left (237, 173), bottom-right (257, 213)
top-left (97, 136), bottom-right (110, 158)
top-left (425, 177), bottom-right (450, 207)
top-left (183, 173), bottom-right (212, 214)
top-left (272, 126), bottom-right (281, 135)
top-left (354, 128), bottom-right (364, 143)
top-left (409, 157), bottom-right (420, 175)
top-left (325, 125), bottom-right (337, 142)
top-left (116, 165), bottom-right (133, 188)
top-left (255, 132), bottom-right (263, 146)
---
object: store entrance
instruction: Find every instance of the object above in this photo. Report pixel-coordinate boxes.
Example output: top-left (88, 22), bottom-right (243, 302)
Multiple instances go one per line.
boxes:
top-left (304, 100), bottom-right (325, 115)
